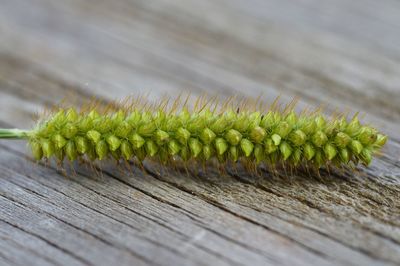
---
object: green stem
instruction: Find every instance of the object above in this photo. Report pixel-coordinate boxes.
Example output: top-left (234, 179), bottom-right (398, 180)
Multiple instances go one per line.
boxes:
top-left (0, 128), bottom-right (29, 139)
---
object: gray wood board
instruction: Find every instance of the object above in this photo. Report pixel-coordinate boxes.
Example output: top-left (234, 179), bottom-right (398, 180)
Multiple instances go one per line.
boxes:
top-left (0, 0), bottom-right (399, 265)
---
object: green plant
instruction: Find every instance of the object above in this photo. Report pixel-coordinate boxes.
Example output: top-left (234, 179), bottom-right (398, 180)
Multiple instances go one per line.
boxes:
top-left (0, 97), bottom-right (387, 171)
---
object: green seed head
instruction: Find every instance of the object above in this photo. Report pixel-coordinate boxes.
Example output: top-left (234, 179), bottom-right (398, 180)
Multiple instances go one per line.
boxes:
top-left (200, 128), bottom-right (216, 145)
top-left (41, 139), bottom-right (54, 158)
top-left (315, 115), bottom-right (326, 128)
top-left (340, 148), bottom-right (350, 163)
top-left (324, 143), bottom-right (337, 161)
top-left (225, 129), bottom-right (242, 146)
top-left (106, 135), bottom-right (121, 151)
top-left (375, 134), bottom-right (388, 148)
top-left (234, 113), bottom-right (252, 132)
top-left (145, 140), bottom-right (158, 157)
top-left (285, 112), bottom-right (297, 126)
top-left (75, 136), bottom-right (89, 154)
top-left (96, 140), bottom-right (109, 160)
top-left (30, 141), bottom-right (43, 161)
top-left (87, 130), bottom-right (101, 144)
top-left (249, 126), bottom-right (266, 143)
top-left (20, 97), bottom-right (387, 172)
top-left (178, 146), bottom-right (188, 161)
top-left (360, 149), bottom-right (372, 166)
top-left (265, 138), bottom-right (278, 154)
top-left (86, 145), bottom-right (97, 161)
top-left (279, 141), bottom-right (292, 160)
top-left (52, 134), bottom-right (67, 149)
top-left (350, 140), bottom-right (363, 155)
top-left (229, 146), bottom-right (239, 162)
top-left (138, 122), bottom-right (156, 136)
top-left (260, 112), bottom-right (276, 129)
top-left (215, 137), bottom-right (228, 155)
top-left (301, 120), bottom-right (317, 134)
top-left (211, 116), bottom-right (231, 134)
top-left (346, 117), bottom-right (361, 136)
top-left (312, 131), bottom-right (328, 147)
top-left (129, 133), bottom-right (145, 149)
top-left (275, 121), bottom-right (291, 138)
top-left (304, 143), bottom-right (316, 161)
top-left (121, 140), bottom-right (133, 160)
top-left (189, 138), bottom-right (202, 158)
top-left (176, 127), bottom-right (191, 145)
top-left (65, 108), bottom-right (78, 121)
top-left (314, 150), bottom-right (324, 168)
top-left (115, 121), bottom-right (132, 138)
top-left (271, 134), bottom-right (281, 146)
top-left (292, 148), bottom-right (302, 166)
top-left (203, 145), bottom-right (213, 160)
top-left (240, 138), bottom-right (254, 157)
top-left (289, 129), bottom-right (306, 146)
top-left (358, 127), bottom-right (377, 145)
top-left (334, 132), bottom-right (351, 148)
top-left (61, 123), bottom-right (78, 139)
top-left (155, 129), bottom-right (169, 145)
top-left (65, 141), bottom-right (77, 161)
top-left (168, 139), bottom-right (181, 156)
top-left (254, 144), bottom-right (264, 163)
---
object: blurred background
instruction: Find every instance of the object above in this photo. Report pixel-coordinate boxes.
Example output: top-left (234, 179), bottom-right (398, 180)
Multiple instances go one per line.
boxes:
top-left (0, 0), bottom-right (399, 136)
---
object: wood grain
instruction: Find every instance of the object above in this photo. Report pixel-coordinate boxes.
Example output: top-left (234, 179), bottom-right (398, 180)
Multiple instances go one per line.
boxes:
top-left (0, 0), bottom-right (399, 265)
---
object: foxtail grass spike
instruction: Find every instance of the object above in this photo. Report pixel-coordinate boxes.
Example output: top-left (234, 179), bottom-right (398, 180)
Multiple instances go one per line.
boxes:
top-left (0, 96), bottom-right (388, 171)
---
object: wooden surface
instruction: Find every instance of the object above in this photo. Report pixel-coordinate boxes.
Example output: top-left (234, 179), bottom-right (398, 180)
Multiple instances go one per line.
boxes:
top-left (0, 0), bottom-right (400, 265)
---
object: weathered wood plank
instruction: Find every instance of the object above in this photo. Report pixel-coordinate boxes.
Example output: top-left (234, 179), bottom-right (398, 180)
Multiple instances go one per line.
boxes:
top-left (0, 220), bottom-right (84, 266)
top-left (0, 0), bottom-right (399, 265)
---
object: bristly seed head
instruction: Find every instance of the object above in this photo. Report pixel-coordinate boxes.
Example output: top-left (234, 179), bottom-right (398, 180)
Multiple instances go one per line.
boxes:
top-left (21, 96), bottom-right (388, 171)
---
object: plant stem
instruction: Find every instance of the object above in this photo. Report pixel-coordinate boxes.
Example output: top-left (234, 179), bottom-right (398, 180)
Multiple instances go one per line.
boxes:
top-left (0, 128), bottom-right (29, 139)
